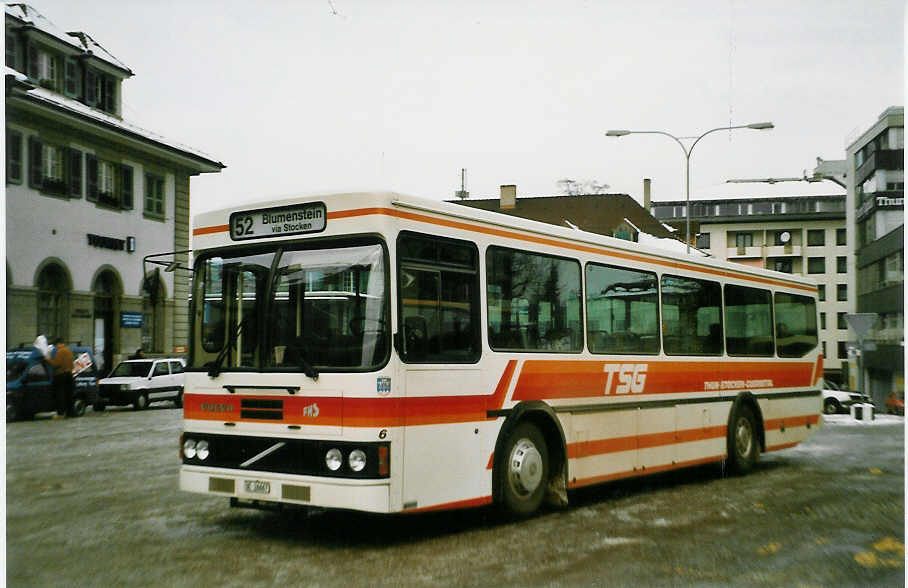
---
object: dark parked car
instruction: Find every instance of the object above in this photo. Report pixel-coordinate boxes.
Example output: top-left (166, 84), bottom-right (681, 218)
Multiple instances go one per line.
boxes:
top-left (6, 346), bottom-right (99, 421)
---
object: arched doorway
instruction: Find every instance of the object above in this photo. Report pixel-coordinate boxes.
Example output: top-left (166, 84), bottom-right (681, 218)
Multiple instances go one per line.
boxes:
top-left (36, 262), bottom-right (70, 341)
top-left (93, 269), bottom-right (121, 372)
top-left (142, 270), bottom-right (166, 353)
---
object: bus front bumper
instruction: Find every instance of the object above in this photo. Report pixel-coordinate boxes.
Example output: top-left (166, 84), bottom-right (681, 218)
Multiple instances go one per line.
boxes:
top-left (180, 466), bottom-right (391, 513)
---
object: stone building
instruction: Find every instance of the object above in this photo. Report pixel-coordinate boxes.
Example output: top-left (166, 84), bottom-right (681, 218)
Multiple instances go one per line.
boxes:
top-left (5, 3), bottom-right (224, 370)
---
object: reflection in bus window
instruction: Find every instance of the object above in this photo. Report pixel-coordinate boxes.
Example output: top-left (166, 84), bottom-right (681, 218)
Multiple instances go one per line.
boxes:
top-left (487, 247), bottom-right (582, 352)
top-left (774, 292), bottom-right (818, 357)
top-left (661, 275), bottom-right (723, 356)
top-left (585, 263), bottom-right (659, 354)
top-left (724, 285), bottom-right (774, 357)
top-left (398, 233), bottom-right (479, 363)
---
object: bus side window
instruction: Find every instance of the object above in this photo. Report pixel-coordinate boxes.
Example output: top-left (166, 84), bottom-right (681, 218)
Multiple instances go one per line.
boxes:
top-left (774, 292), bottom-right (818, 357)
top-left (661, 274), bottom-right (723, 356)
top-left (397, 232), bottom-right (480, 363)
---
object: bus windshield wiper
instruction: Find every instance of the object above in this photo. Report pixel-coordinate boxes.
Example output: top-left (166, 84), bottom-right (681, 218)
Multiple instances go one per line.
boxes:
top-left (207, 317), bottom-right (249, 378)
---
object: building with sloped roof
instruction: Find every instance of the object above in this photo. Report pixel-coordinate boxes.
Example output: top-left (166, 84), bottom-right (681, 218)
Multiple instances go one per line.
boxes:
top-left (5, 3), bottom-right (224, 370)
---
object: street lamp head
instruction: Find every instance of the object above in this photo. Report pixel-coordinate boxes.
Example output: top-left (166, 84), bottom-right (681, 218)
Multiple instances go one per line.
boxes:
top-left (605, 130), bottom-right (631, 137)
top-left (746, 122), bottom-right (774, 130)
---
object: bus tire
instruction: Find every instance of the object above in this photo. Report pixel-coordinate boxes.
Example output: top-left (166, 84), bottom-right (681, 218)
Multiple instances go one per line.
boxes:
top-left (497, 421), bottom-right (549, 517)
top-left (727, 404), bottom-right (759, 475)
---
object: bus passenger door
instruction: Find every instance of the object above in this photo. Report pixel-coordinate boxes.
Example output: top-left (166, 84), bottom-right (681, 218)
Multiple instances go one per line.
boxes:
top-left (398, 265), bottom-right (483, 510)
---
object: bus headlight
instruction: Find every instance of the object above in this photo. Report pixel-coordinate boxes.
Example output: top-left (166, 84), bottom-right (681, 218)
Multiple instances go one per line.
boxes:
top-left (183, 439), bottom-right (197, 459)
top-left (196, 440), bottom-right (210, 461)
top-left (348, 449), bottom-right (367, 472)
top-left (325, 448), bottom-right (342, 471)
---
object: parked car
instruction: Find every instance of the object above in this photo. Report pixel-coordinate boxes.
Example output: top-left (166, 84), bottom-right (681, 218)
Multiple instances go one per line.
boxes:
top-left (95, 358), bottom-right (185, 411)
top-left (885, 391), bottom-right (904, 416)
top-left (821, 380), bottom-right (868, 415)
top-left (6, 345), bottom-right (99, 421)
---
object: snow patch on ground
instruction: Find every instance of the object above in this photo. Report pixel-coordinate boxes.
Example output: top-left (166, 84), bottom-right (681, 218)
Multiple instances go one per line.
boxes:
top-left (823, 414), bottom-right (904, 427)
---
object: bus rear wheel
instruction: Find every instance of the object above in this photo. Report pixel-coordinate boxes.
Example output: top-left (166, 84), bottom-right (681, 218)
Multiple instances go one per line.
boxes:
top-left (497, 421), bottom-right (548, 517)
top-left (727, 404), bottom-right (759, 475)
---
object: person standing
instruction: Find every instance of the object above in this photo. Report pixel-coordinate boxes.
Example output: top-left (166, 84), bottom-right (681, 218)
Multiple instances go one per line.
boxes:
top-left (48, 338), bottom-right (74, 418)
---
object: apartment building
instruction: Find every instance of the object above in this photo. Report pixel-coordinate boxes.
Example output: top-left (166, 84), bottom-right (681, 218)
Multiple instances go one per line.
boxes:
top-left (845, 106), bottom-right (904, 405)
top-left (5, 4), bottom-right (224, 369)
top-left (651, 195), bottom-right (851, 384)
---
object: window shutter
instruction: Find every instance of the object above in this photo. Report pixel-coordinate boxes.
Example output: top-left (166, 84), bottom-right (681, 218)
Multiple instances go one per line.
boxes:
top-left (26, 43), bottom-right (38, 79)
top-left (86, 154), bottom-right (98, 201)
top-left (85, 69), bottom-right (97, 107)
top-left (69, 148), bottom-right (82, 197)
top-left (6, 130), bottom-right (22, 183)
top-left (119, 164), bottom-right (133, 209)
top-left (104, 77), bottom-right (116, 113)
top-left (28, 136), bottom-right (43, 189)
top-left (64, 58), bottom-right (79, 97)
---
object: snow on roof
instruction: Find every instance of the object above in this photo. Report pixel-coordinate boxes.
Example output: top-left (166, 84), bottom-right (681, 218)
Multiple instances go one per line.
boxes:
top-left (637, 231), bottom-right (709, 257)
top-left (5, 3), bottom-right (132, 74)
top-left (11, 76), bottom-right (223, 168)
top-left (4, 64), bottom-right (28, 83)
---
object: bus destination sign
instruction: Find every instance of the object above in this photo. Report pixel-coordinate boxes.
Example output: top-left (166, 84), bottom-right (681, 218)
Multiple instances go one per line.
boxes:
top-left (229, 202), bottom-right (327, 241)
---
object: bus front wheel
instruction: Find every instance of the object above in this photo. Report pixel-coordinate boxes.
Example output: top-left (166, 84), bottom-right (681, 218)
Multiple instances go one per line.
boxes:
top-left (497, 421), bottom-right (549, 517)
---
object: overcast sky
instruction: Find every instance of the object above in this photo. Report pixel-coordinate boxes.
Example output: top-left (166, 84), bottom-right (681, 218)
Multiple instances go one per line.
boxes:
top-left (34, 0), bottom-right (904, 213)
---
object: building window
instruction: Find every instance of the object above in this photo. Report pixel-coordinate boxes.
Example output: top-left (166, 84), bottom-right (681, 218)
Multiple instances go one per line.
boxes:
top-left (27, 137), bottom-right (82, 197)
top-left (695, 233), bottom-right (711, 249)
top-left (836, 284), bottom-right (847, 302)
top-left (36, 263), bottom-right (69, 340)
top-left (773, 230), bottom-right (794, 246)
top-left (884, 251), bottom-right (903, 285)
top-left (6, 129), bottom-right (23, 184)
top-left (63, 57), bottom-right (82, 98)
top-left (807, 230), bottom-right (825, 246)
top-left (836, 256), bottom-right (847, 274)
top-left (838, 341), bottom-right (848, 359)
top-left (807, 257), bottom-right (825, 274)
top-left (735, 233), bottom-right (753, 248)
top-left (837, 312), bottom-right (847, 330)
top-left (818, 284), bottom-right (825, 301)
top-left (87, 155), bottom-right (133, 209)
top-left (836, 228), bottom-right (847, 246)
top-left (773, 259), bottom-right (793, 274)
top-left (144, 174), bottom-right (165, 217)
top-left (85, 69), bottom-right (118, 115)
top-left (820, 312), bottom-right (826, 329)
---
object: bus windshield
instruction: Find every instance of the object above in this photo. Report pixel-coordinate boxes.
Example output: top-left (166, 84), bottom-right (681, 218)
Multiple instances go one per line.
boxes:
top-left (193, 240), bottom-right (389, 373)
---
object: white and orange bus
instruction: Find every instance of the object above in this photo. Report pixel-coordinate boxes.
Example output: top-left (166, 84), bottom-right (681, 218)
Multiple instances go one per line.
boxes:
top-left (179, 191), bottom-right (822, 517)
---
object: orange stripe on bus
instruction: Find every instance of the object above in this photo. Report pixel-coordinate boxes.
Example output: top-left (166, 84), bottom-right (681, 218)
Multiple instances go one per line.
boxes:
top-left (764, 414), bottom-right (820, 431)
top-left (569, 455), bottom-right (725, 488)
top-left (192, 224), bottom-right (230, 236)
top-left (513, 360), bottom-right (815, 400)
top-left (566, 425), bottom-right (728, 459)
top-left (192, 206), bottom-right (815, 292)
top-left (403, 495), bottom-right (493, 513)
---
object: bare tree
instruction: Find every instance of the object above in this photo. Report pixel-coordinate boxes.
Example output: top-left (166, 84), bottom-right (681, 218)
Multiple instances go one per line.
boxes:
top-left (556, 178), bottom-right (610, 195)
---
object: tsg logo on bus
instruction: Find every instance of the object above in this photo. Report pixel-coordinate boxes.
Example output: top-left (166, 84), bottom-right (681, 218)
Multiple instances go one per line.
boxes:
top-left (229, 202), bottom-right (327, 241)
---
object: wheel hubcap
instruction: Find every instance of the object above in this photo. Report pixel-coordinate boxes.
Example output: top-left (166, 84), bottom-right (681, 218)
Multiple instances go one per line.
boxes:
top-left (735, 417), bottom-right (753, 457)
top-left (507, 438), bottom-right (543, 497)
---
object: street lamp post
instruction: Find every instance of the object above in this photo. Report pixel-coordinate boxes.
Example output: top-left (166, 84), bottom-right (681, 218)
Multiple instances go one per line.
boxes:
top-left (606, 122), bottom-right (774, 254)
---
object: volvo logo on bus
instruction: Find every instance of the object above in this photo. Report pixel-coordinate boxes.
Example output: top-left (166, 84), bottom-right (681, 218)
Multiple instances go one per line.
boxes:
top-left (603, 363), bottom-right (648, 395)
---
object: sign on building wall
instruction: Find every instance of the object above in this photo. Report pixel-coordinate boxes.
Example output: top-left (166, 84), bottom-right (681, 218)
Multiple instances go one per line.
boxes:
top-left (120, 312), bottom-right (143, 328)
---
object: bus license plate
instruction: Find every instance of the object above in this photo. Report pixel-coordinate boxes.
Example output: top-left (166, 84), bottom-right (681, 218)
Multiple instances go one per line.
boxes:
top-left (244, 480), bottom-right (271, 495)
